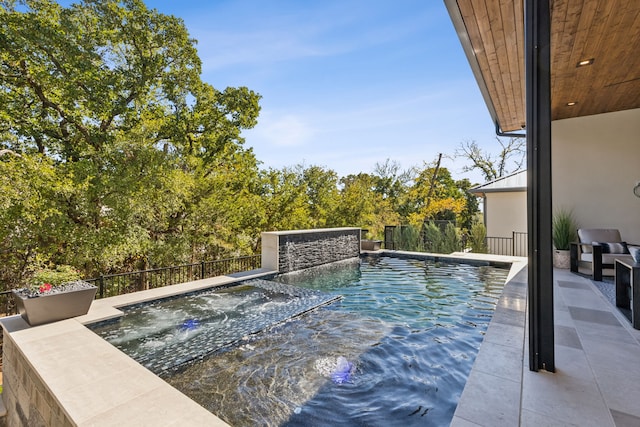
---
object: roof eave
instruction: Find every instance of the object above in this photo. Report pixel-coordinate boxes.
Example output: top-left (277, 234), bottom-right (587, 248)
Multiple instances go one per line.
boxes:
top-left (444, 0), bottom-right (501, 133)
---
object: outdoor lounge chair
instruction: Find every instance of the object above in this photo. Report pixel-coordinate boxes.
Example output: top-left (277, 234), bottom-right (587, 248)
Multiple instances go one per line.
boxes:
top-left (570, 228), bottom-right (637, 281)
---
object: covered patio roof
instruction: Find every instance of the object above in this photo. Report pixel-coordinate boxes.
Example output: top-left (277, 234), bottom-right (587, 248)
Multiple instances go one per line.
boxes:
top-left (445, 0), bottom-right (640, 133)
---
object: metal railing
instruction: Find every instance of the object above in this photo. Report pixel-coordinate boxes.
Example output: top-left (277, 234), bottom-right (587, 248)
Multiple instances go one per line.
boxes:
top-left (383, 224), bottom-right (528, 257)
top-left (0, 291), bottom-right (15, 319)
top-left (382, 224), bottom-right (467, 253)
top-left (486, 232), bottom-right (528, 256)
top-left (0, 255), bottom-right (262, 317)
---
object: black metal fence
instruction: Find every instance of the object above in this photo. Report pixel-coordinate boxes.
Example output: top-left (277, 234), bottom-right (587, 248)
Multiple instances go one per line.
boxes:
top-left (0, 255), bottom-right (262, 318)
top-left (383, 223), bottom-right (467, 253)
top-left (384, 226), bottom-right (397, 250)
top-left (0, 292), bottom-right (14, 320)
top-left (486, 232), bottom-right (528, 256)
top-left (383, 224), bottom-right (528, 257)
top-left (85, 255), bottom-right (262, 299)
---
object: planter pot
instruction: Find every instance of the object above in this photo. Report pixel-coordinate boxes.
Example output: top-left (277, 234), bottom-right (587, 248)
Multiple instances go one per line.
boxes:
top-left (12, 282), bottom-right (97, 326)
top-left (553, 249), bottom-right (571, 269)
top-left (361, 240), bottom-right (383, 251)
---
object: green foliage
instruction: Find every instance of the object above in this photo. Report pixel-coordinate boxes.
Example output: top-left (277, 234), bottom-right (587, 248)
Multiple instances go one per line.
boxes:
top-left (0, 1), bottom-right (483, 287)
top-left (393, 225), bottom-right (422, 252)
top-left (388, 222), bottom-right (463, 254)
top-left (469, 222), bottom-right (488, 253)
top-left (421, 222), bottom-right (442, 253)
top-left (405, 159), bottom-right (475, 230)
top-left (552, 209), bottom-right (577, 250)
top-left (456, 178), bottom-right (480, 231)
top-left (0, 0), bottom-right (262, 283)
top-left (334, 172), bottom-right (400, 240)
top-left (440, 223), bottom-right (461, 254)
top-left (30, 264), bottom-right (81, 288)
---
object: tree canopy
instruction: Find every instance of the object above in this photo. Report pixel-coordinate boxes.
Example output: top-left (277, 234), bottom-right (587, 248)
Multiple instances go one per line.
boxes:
top-left (1, 0), bottom-right (261, 284)
top-left (0, 0), bottom-right (485, 288)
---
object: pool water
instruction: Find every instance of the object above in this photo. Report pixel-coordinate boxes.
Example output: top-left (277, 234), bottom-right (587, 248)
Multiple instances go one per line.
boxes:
top-left (164, 255), bottom-right (509, 426)
top-left (90, 280), bottom-right (340, 374)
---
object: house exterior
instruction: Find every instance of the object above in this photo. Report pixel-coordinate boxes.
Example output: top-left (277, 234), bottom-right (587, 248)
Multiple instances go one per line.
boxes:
top-left (469, 170), bottom-right (527, 242)
top-left (553, 109), bottom-right (640, 242)
top-left (445, 0), bottom-right (640, 372)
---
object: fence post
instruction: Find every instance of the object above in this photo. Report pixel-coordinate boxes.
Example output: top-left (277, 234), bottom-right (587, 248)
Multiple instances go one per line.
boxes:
top-left (201, 261), bottom-right (206, 280)
top-left (99, 275), bottom-right (104, 299)
top-left (384, 225), bottom-right (396, 250)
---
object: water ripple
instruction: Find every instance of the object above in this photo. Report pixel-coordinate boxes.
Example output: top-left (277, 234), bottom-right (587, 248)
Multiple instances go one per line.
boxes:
top-left (165, 256), bottom-right (508, 426)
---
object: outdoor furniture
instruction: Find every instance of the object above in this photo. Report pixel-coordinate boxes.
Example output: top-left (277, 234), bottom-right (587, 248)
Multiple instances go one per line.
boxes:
top-left (615, 259), bottom-right (640, 329)
top-left (570, 228), bottom-right (636, 281)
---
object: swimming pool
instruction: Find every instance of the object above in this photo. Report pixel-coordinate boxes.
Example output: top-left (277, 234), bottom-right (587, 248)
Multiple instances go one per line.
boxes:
top-left (92, 255), bottom-right (509, 426)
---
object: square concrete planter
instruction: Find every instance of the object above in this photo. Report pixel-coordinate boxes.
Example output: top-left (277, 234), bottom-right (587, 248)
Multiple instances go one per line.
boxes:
top-left (12, 282), bottom-right (97, 326)
top-left (361, 240), bottom-right (383, 251)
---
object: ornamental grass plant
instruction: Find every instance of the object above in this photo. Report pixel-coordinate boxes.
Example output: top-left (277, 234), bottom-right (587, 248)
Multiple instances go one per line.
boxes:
top-left (552, 210), bottom-right (577, 250)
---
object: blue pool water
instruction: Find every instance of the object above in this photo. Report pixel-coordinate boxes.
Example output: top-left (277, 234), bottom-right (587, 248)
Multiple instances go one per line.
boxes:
top-left (90, 280), bottom-right (340, 374)
top-left (165, 255), bottom-right (508, 426)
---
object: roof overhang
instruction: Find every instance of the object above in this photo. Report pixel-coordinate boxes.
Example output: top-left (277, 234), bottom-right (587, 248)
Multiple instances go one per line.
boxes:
top-left (445, 0), bottom-right (640, 133)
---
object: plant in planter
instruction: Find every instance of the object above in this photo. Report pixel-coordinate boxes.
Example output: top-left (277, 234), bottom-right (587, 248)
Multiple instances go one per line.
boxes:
top-left (552, 209), bottom-right (577, 269)
top-left (12, 265), bottom-right (97, 326)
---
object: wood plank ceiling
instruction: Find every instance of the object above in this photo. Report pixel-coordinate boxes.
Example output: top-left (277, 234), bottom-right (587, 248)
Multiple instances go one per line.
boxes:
top-left (451, 0), bottom-right (640, 133)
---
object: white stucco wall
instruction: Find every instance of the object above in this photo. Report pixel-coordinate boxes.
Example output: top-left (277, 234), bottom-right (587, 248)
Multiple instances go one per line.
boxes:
top-left (552, 108), bottom-right (640, 243)
top-left (485, 191), bottom-right (528, 237)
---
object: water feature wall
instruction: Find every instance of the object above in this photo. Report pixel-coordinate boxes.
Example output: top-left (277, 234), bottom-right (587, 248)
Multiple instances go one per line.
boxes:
top-left (262, 228), bottom-right (361, 273)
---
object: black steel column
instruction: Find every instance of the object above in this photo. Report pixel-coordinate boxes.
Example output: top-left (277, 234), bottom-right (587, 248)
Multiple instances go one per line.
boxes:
top-left (526, 0), bottom-right (555, 372)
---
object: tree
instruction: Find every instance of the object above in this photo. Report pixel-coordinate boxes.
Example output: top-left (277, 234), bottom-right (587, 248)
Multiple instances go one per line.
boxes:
top-left (406, 161), bottom-right (465, 225)
top-left (299, 164), bottom-right (339, 228)
top-left (0, 153), bottom-right (65, 289)
top-left (253, 167), bottom-right (311, 234)
top-left (334, 173), bottom-right (399, 239)
top-left (454, 137), bottom-right (525, 182)
top-left (0, 0), bottom-right (262, 281)
top-left (371, 158), bottom-right (415, 220)
top-left (456, 178), bottom-right (479, 231)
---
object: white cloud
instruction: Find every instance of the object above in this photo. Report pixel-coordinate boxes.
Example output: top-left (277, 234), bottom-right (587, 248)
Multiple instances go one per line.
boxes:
top-left (248, 113), bottom-right (314, 147)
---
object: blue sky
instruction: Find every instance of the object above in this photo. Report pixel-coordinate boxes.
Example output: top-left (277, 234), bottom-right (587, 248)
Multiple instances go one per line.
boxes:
top-left (103, 1), bottom-right (505, 183)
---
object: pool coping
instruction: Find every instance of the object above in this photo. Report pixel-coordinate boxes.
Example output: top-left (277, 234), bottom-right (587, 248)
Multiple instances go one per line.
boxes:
top-left (1, 254), bottom-right (526, 426)
top-left (0, 268), bottom-right (276, 427)
top-left (374, 250), bottom-right (529, 425)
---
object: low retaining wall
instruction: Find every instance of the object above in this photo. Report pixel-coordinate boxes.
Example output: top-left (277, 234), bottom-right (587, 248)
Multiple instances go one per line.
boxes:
top-left (1, 328), bottom-right (73, 426)
top-left (262, 228), bottom-right (361, 273)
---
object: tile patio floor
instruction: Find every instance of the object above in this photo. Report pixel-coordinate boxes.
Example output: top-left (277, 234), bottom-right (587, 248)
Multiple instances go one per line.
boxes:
top-left (452, 266), bottom-right (640, 427)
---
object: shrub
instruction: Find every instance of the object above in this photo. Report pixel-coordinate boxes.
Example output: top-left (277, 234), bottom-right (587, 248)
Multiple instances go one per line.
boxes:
top-left (422, 222), bottom-right (443, 253)
top-left (394, 225), bottom-right (422, 251)
top-left (30, 265), bottom-right (82, 288)
top-left (441, 223), bottom-right (461, 254)
top-left (469, 222), bottom-right (488, 253)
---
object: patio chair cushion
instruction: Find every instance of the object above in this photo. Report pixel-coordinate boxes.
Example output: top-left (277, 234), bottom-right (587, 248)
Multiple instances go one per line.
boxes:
top-left (630, 246), bottom-right (640, 263)
top-left (578, 229), bottom-right (623, 253)
top-left (593, 241), bottom-right (629, 254)
top-left (581, 252), bottom-right (634, 265)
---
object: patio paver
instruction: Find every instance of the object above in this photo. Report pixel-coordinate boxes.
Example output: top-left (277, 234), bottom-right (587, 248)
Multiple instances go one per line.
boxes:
top-left (452, 266), bottom-right (640, 426)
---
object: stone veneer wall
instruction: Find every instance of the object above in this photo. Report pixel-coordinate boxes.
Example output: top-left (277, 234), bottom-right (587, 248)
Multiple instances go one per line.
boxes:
top-left (1, 330), bottom-right (73, 427)
top-left (262, 228), bottom-right (361, 273)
